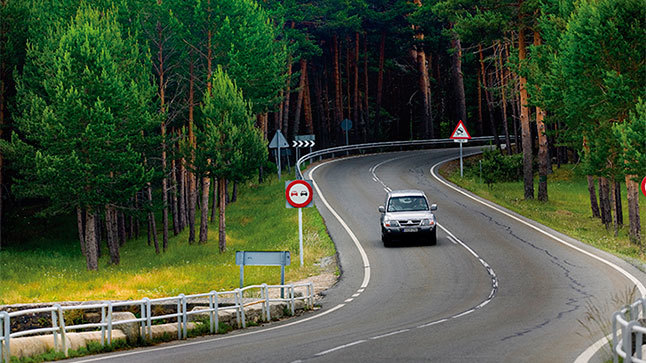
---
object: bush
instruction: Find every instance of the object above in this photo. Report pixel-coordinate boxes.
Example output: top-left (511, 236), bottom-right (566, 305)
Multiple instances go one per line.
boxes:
top-left (480, 149), bottom-right (523, 185)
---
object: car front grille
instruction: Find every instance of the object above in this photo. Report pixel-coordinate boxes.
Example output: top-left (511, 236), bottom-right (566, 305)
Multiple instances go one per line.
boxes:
top-left (398, 220), bottom-right (421, 226)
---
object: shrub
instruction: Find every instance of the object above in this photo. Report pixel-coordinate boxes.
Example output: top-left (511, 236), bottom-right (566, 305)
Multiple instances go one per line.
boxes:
top-left (480, 149), bottom-right (523, 185)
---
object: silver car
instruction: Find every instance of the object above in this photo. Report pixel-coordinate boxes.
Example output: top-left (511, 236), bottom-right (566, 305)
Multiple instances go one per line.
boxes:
top-left (379, 190), bottom-right (437, 247)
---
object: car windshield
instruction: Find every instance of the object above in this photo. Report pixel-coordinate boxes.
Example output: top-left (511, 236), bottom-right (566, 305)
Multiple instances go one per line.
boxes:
top-left (387, 196), bottom-right (428, 212)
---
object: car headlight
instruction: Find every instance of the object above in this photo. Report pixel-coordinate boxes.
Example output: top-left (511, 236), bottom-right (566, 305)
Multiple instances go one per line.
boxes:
top-left (384, 220), bottom-right (400, 227)
top-left (420, 219), bottom-right (435, 226)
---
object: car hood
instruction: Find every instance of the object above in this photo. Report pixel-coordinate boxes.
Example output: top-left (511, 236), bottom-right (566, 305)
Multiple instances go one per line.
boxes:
top-left (384, 211), bottom-right (434, 220)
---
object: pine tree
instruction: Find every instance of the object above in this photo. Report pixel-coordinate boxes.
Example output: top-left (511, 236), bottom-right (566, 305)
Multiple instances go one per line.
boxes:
top-left (9, 4), bottom-right (156, 270)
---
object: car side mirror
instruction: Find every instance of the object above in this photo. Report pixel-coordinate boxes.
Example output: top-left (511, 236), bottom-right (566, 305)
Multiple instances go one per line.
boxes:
top-left (378, 206), bottom-right (385, 213)
top-left (430, 204), bottom-right (437, 211)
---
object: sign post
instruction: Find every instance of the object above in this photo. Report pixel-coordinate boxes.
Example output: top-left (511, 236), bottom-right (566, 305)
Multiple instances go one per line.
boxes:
top-left (285, 180), bottom-right (314, 266)
top-left (269, 130), bottom-right (289, 180)
top-left (292, 135), bottom-right (316, 175)
top-left (236, 251), bottom-right (290, 297)
top-left (449, 120), bottom-right (472, 177)
top-left (341, 119), bottom-right (353, 146)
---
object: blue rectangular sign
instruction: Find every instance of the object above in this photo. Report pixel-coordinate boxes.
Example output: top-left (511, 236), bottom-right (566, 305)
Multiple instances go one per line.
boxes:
top-left (235, 251), bottom-right (291, 266)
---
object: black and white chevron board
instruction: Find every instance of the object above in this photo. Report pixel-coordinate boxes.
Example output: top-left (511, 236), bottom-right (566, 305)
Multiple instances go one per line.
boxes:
top-left (292, 140), bottom-right (315, 148)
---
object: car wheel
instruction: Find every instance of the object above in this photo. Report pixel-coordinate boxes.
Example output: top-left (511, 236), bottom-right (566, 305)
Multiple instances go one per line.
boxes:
top-left (429, 229), bottom-right (437, 246)
top-left (382, 235), bottom-right (391, 247)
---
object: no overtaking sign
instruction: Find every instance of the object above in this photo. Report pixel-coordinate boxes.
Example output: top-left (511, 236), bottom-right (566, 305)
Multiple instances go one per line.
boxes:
top-left (285, 180), bottom-right (313, 208)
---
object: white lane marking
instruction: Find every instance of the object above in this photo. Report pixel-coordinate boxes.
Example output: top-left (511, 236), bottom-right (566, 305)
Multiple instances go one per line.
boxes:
top-left (315, 340), bottom-right (367, 356)
top-left (308, 162), bottom-right (371, 289)
top-left (71, 303), bottom-right (347, 362)
top-left (371, 153), bottom-right (499, 331)
top-left (357, 288), bottom-right (365, 293)
top-left (429, 157), bottom-right (646, 363)
top-left (370, 329), bottom-right (410, 340)
top-left (345, 298), bottom-right (354, 302)
top-left (352, 293), bottom-right (360, 297)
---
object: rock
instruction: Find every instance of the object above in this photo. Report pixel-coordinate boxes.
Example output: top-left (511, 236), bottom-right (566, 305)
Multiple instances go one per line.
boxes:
top-left (112, 312), bottom-right (139, 344)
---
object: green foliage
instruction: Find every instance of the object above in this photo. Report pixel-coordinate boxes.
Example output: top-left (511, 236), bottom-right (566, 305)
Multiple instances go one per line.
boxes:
top-left (478, 148), bottom-right (523, 185)
top-left (614, 98), bottom-right (646, 179)
top-left (558, 0), bottom-right (646, 177)
top-left (195, 66), bottom-right (267, 183)
top-left (7, 4), bottom-right (157, 214)
top-left (0, 174), bottom-right (336, 304)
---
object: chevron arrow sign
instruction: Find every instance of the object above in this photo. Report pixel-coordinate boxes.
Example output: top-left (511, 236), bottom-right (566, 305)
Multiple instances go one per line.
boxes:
top-left (292, 140), bottom-right (315, 148)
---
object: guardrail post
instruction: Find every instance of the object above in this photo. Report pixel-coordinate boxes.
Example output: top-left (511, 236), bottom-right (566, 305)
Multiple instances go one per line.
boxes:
top-left (261, 284), bottom-right (268, 322)
top-left (146, 298), bottom-right (152, 340)
top-left (238, 289), bottom-right (246, 328)
top-left (290, 285), bottom-right (295, 316)
top-left (0, 311), bottom-right (9, 363)
top-left (613, 311), bottom-right (621, 363)
top-left (181, 294), bottom-right (188, 339)
top-left (55, 304), bottom-right (68, 357)
top-left (176, 295), bottom-right (183, 340)
top-left (107, 301), bottom-right (113, 345)
top-left (51, 309), bottom-right (59, 351)
top-left (100, 305), bottom-right (106, 346)
top-left (626, 321), bottom-right (637, 363)
top-left (139, 300), bottom-right (146, 340)
top-left (309, 283), bottom-right (314, 309)
top-left (209, 291), bottom-right (216, 334)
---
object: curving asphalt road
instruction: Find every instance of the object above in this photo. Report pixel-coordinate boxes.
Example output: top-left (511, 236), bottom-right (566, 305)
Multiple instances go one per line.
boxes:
top-left (66, 147), bottom-right (646, 363)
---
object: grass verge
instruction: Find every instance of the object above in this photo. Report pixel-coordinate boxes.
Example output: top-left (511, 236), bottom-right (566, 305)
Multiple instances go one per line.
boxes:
top-left (0, 173), bottom-right (336, 304)
top-left (440, 155), bottom-right (646, 264)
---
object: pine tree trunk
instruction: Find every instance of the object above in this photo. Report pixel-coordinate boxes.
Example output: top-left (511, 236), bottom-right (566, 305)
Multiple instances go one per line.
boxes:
top-left (283, 58), bottom-right (293, 136)
top-left (534, 33), bottom-right (549, 202)
top-left (147, 185), bottom-right (160, 253)
top-left (95, 214), bottom-right (101, 258)
top-left (614, 180), bottom-right (623, 227)
top-left (118, 211), bottom-right (126, 247)
top-left (479, 44), bottom-right (501, 149)
top-left (363, 32), bottom-right (369, 142)
top-left (353, 32), bottom-right (360, 137)
top-left (105, 205), bottom-right (120, 265)
top-left (77, 207), bottom-right (86, 256)
top-left (199, 176), bottom-right (210, 243)
top-left (599, 176), bottom-right (612, 229)
top-left (0, 62), bottom-right (4, 250)
top-left (171, 158), bottom-right (180, 235)
top-left (477, 71), bottom-right (483, 136)
top-left (293, 58), bottom-right (307, 136)
top-left (586, 175), bottom-right (601, 218)
top-left (345, 37), bottom-right (351, 121)
top-left (625, 175), bottom-right (642, 245)
top-left (188, 59), bottom-right (197, 244)
top-left (179, 157), bottom-right (187, 230)
top-left (303, 70), bottom-right (313, 134)
top-left (134, 194), bottom-right (140, 238)
top-left (495, 42), bottom-right (512, 154)
top-left (375, 31), bottom-right (386, 131)
top-left (518, 28), bottom-right (534, 199)
top-left (333, 34), bottom-right (343, 133)
top-left (450, 23), bottom-right (467, 126)
top-left (218, 178), bottom-right (226, 253)
top-left (84, 210), bottom-right (98, 271)
top-left (157, 19), bottom-right (169, 251)
top-left (232, 182), bottom-right (238, 203)
top-left (211, 177), bottom-right (217, 222)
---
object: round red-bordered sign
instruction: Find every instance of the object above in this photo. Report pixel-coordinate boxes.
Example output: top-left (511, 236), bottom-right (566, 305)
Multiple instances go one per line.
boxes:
top-left (286, 180), bottom-right (313, 208)
top-left (641, 176), bottom-right (646, 198)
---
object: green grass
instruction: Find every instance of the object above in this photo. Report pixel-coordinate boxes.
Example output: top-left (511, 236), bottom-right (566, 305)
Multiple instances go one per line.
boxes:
top-left (0, 173), bottom-right (336, 304)
top-left (441, 157), bottom-right (646, 263)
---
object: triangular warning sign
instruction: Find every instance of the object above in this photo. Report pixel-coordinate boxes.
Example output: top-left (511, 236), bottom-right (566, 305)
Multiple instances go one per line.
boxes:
top-left (450, 120), bottom-right (471, 140)
top-left (268, 129), bottom-right (290, 148)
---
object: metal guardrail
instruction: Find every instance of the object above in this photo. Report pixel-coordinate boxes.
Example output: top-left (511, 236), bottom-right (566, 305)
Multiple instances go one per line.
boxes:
top-left (0, 283), bottom-right (314, 362)
top-left (612, 297), bottom-right (646, 363)
top-left (295, 136), bottom-right (500, 180)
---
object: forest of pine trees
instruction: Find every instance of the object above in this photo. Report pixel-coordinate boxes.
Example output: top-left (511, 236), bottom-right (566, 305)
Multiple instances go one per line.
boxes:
top-left (0, 0), bottom-right (643, 269)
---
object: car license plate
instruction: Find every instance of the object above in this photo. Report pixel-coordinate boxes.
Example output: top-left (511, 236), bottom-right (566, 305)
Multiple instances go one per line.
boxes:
top-left (403, 228), bottom-right (417, 233)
